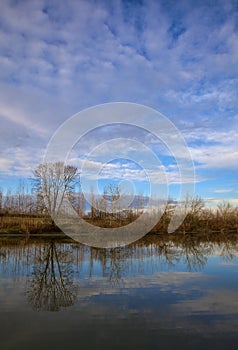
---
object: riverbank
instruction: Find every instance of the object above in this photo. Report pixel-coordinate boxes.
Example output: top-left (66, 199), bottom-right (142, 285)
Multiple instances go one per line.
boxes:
top-left (1, 197), bottom-right (238, 236)
top-left (1, 229), bottom-right (238, 244)
top-left (1, 215), bottom-right (238, 237)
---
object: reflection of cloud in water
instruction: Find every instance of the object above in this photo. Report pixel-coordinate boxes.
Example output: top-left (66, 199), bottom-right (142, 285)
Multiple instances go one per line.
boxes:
top-left (0, 278), bottom-right (31, 312)
top-left (219, 261), bottom-right (238, 266)
top-left (172, 289), bottom-right (238, 335)
top-left (72, 273), bottom-right (238, 336)
top-left (175, 289), bottom-right (238, 315)
top-left (71, 271), bottom-right (208, 300)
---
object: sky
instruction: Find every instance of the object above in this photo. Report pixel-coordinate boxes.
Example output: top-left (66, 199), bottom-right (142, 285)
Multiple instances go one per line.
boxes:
top-left (0, 0), bottom-right (238, 206)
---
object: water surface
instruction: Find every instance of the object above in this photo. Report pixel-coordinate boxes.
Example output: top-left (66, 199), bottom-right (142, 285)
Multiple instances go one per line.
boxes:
top-left (0, 234), bottom-right (238, 350)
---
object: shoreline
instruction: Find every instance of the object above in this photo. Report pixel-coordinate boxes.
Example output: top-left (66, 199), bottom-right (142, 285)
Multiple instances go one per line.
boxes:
top-left (1, 229), bottom-right (238, 238)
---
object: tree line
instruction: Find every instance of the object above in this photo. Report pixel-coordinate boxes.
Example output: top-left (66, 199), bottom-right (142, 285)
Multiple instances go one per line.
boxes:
top-left (0, 162), bottom-right (238, 235)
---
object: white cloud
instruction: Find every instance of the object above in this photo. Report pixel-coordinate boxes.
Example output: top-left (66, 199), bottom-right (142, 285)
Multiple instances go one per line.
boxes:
top-left (190, 144), bottom-right (238, 169)
top-left (214, 189), bottom-right (233, 193)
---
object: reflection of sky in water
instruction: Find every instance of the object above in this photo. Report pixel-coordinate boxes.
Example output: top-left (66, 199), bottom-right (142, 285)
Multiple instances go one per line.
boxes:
top-left (0, 238), bottom-right (238, 349)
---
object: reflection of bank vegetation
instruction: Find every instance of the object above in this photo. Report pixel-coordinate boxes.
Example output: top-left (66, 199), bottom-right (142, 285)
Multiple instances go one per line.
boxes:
top-left (1, 234), bottom-right (238, 286)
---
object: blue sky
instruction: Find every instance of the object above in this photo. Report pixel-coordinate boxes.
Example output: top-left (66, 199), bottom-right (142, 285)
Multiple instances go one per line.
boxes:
top-left (0, 0), bottom-right (238, 206)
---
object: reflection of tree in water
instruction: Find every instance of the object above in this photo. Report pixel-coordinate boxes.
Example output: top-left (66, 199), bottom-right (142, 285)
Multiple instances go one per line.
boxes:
top-left (179, 237), bottom-right (211, 271)
top-left (217, 234), bottom-right (238, 260)
top-left (86, 235), bottom-right (215, 284)
top-left (27, 240), bottom-right (77, 311)
top-left (1, 233), bottom-right (238, 294)
top-left (89, 247), bottom-right (129, 286)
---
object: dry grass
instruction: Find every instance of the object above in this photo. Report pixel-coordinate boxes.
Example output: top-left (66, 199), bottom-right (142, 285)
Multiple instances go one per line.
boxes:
top-left (0, 216), bottom-right (54, 235)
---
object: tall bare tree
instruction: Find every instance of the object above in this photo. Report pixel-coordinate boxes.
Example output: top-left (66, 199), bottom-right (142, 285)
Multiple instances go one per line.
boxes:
top-left (33, 162), bottom-right (79, 222)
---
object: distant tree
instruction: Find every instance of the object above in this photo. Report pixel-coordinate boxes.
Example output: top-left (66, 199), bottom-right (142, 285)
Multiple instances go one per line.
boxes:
top-left (4, 188), bottom-right (12, 214)
top-left (100, 187), bottom-right (108, 220)
top-left (33, 162), bottom-right (79, 222)
top-left (0, 188), bottom-right (2, 214)
top-left (217, 201), bottom-right (234, 228)
top-left (75, 191), bottom-right (85, 217)
top-left (105, 183), bottom-right (121, 225)
top-left (16, 179), bottom-right (28, 214)
top-left (182, 195), bottom-right (205, 232)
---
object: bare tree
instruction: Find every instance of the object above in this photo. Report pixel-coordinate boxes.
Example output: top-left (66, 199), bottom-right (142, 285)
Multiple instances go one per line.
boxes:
top-left (0, 188), bottom-right (2, 214)
top-left (90, 187), bottom-right (96, 220)
top-left (76, 191), bottom-right (85, 217)
top-left (4, 188), bottom-right (12, 214)
top-left (106, 183), bottom-right (121, 225)
top-left (33, 162), bottom-right (79, 222)
top-left (217, 201), bottom-right (235, 230)
top-left (100, 187), bottom-right (108, 220)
